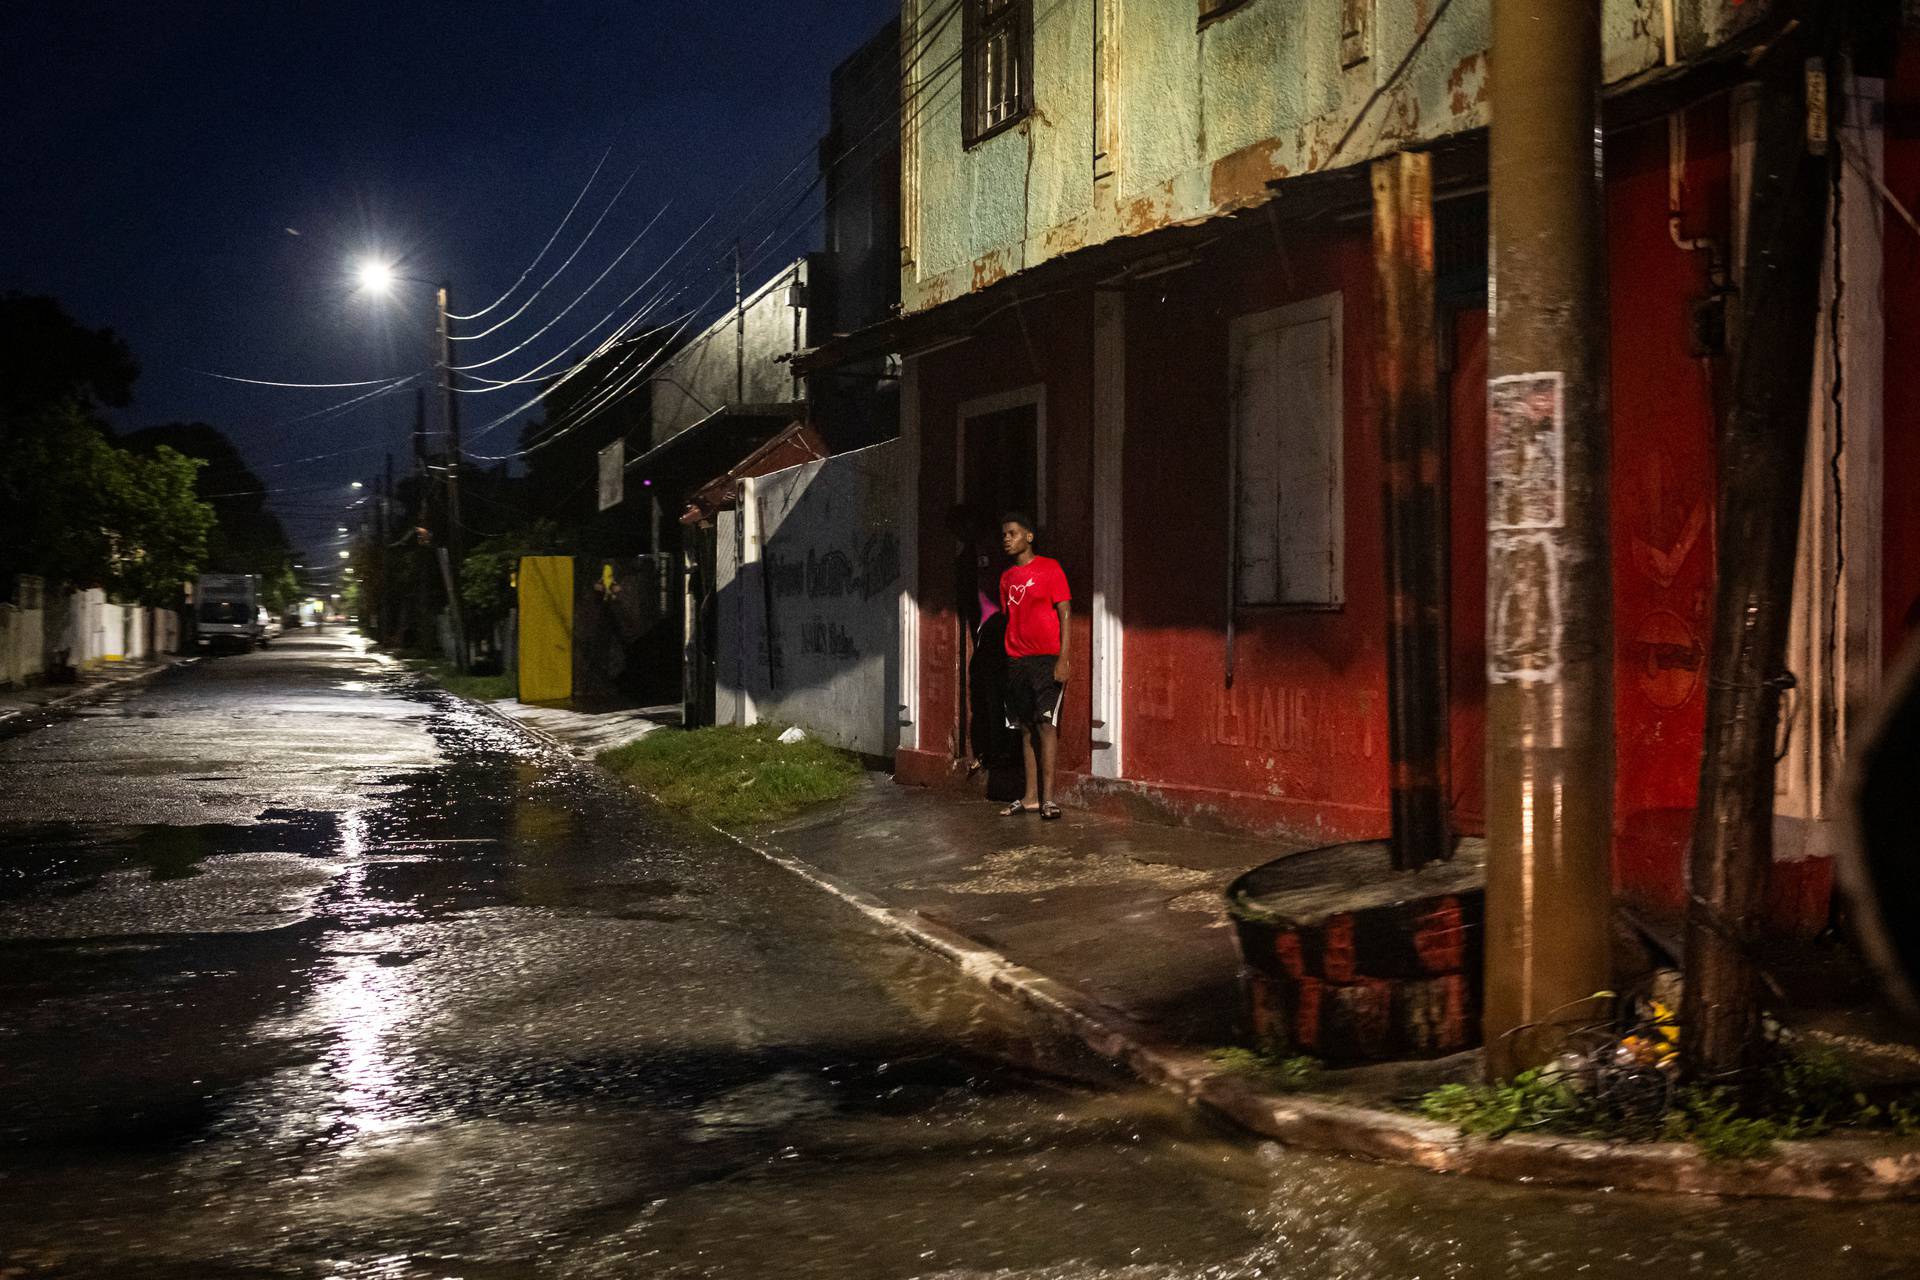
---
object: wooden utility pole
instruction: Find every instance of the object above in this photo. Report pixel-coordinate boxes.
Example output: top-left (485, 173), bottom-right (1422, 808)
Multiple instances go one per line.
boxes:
top-left (1681, 8), bottom-right (1834, 1083)
top-left (379, 451), bottom-right (393, 646)
top-left (1372, 150), bottom-right (1452, 871)
top-left (1483, 0), bottom-right (1614, 1076)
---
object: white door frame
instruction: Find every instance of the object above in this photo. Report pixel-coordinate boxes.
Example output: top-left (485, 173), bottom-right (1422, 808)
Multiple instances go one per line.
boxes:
top-left (898, 356), bottom-right (923, 750)
top-left (955, 384), bottom-right (1049, 530)
top-left (1091, 291), bottom-right (1126, 777)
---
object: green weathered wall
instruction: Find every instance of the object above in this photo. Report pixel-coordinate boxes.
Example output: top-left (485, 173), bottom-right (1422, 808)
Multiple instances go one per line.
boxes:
top-left (901, 0), bottom-right (1766, 314)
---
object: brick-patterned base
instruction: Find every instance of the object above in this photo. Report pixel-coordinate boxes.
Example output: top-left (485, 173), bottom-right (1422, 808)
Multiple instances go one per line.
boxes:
top-left (1228, 839), bottom-right (1486, 1061)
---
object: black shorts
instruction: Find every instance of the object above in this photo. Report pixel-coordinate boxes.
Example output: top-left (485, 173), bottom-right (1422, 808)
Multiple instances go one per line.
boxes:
top-left (1004, 654), bottom-right (1064, 728)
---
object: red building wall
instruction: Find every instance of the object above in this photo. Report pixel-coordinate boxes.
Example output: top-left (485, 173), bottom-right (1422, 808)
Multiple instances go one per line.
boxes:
top-left (1885, 39), bottom-right (1920, 664)
top-left (1117, 227), bottom-right (1392, 840)
top-left (902, 94), bottom-right (1862, 935)
top-left (1604, 107), bottom-right (1728, 924)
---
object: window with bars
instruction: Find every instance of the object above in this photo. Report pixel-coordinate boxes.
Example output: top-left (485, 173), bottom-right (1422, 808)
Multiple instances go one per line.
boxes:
top-left (962, 0), bottom-right (1031, 147)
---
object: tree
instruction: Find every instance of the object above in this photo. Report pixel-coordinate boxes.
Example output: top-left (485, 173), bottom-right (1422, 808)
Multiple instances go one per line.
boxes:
top-left (460, 520), bottom-right (564, 638)
top-left (121, 423), bottom-right (299, 610)
top-left (114, 444), bottom-right (216, 605)
top-left (0, 293), bottom-right (139, 426)
top-left (4, 403), bottom-right (213, 603)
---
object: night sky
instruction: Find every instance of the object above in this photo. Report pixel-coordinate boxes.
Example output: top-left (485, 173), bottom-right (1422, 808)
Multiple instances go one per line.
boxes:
top-left (1, 1), bottom-right (895, 561)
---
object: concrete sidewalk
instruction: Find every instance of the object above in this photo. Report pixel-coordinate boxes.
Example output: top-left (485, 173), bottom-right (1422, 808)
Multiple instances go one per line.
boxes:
top-left (0, 655), bottom-right (191, 734)
top-left (759, 776), bottom-right (1297, 1053)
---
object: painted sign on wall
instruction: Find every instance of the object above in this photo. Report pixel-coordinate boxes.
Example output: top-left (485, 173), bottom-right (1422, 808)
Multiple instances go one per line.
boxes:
top-left (714, 440), bottom-right (907, 756)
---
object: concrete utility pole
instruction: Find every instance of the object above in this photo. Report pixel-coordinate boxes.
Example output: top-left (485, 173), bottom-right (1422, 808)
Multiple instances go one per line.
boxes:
top-left (1372, 150), bottom-right (1452, 872)
top-left (1483, 0), bottom-right (1614, 1076)
top-left (1681, 6), bottom-right (1834, 1084)
top-left (436, 283), bottom-right (469, 673)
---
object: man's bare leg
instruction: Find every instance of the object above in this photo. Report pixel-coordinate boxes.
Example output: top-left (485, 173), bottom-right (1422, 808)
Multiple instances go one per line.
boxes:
top-left (1020, 728), bottom-right (1041, 808)
top-left (1038, 721), bottom-right (1058, 806)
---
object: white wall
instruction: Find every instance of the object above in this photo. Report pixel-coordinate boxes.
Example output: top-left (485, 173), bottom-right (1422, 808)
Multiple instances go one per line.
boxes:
top-left (713, 440), bottom-right (908, 757)
top-left (0, 605), bottom-right (44, 687)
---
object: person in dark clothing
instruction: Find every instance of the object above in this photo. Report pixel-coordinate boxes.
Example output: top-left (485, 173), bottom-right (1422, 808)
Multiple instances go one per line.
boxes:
top-left (948, 504), bottom-right (1009, 776)
top-left (996, 511), bottom-right (1070, 820)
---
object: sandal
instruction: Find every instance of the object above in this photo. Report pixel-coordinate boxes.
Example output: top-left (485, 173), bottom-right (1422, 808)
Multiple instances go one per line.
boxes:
top-left (1040, 802), bottom-right (1063, 821)
top-left (1001, 800), bottom-right (1036, 816)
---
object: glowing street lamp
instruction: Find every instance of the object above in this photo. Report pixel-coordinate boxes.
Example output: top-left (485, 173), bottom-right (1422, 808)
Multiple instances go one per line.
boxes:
top-left (355, 258), bottom-right (397, 297)
top-left (338, 550), bottom-right (351, 560)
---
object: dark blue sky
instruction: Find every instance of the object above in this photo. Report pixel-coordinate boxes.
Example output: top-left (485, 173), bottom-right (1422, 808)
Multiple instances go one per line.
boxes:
top-left (1, 1), bottom-right (894, 559)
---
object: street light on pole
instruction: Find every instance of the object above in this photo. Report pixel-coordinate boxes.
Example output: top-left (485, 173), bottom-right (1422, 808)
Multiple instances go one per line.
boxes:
top-left (354, 255), bottom-right (468, 671)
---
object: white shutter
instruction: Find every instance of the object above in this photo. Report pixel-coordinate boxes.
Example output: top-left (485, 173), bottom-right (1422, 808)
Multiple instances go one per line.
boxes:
top-left (1230, 294), bottom-right (1343, 607)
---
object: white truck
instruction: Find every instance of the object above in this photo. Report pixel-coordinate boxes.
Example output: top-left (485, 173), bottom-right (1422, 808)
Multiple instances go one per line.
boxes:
top-left (195, 573), bottom-right (261, 650)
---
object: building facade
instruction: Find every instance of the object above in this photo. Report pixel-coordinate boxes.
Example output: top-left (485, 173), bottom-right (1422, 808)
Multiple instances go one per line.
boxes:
top-left (799, 0), bottom-right (1920, 937)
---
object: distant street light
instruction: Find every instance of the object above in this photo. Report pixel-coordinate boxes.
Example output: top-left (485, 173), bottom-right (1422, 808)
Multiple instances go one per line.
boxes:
top-left (350, 481), bottom-right (364, 490)
top-left (338, 550), bottom-right (350, 560)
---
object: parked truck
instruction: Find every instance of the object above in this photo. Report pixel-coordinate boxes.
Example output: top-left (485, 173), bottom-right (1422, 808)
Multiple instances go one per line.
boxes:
top-left (194, 573), bottom-right (261, 651)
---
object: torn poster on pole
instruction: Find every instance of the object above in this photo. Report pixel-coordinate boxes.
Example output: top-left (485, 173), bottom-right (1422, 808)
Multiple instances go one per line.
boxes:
top-left (1488, 372), bottom-right (1566, 684)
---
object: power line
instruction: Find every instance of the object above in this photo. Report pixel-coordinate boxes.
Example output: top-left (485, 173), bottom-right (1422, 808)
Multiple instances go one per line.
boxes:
top-left (448, 158), bottom-right (645, 343)
top-left (192, 370), bottom-right (412, 390)
top-left (444, 147), bottom-right (612, 321)
top-left (446, 201), bottom-right (670, 372)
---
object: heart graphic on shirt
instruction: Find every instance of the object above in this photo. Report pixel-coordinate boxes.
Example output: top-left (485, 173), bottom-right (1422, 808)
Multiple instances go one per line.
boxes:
top-left (1005, 577), bottom-right (1035, 605)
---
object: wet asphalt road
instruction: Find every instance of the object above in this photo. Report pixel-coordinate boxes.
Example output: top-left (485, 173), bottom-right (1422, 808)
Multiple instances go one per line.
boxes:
top-left (4, 632), bottom-right (1920, 1279)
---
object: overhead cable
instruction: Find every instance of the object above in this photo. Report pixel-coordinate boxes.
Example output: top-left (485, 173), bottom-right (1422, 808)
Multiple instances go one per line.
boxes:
top-left (448, 158), bottom-right (645, 341)
top-left (445, 147), bottom-right (612, 321)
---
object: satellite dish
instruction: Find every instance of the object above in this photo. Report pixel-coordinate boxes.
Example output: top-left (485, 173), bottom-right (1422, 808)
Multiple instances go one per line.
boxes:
top-left (1840, 634), bottom-right (1920, 1023)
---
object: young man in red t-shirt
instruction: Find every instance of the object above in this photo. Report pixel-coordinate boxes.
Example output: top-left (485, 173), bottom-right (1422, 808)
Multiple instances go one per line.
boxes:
top-left (997, 511), bottom-right (1070, 819)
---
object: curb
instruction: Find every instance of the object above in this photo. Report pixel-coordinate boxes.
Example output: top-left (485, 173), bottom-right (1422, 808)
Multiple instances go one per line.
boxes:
top-left (456, 690), bottom-right (1920, 1202)
top-left (0, 658), bottom-right (194, 739)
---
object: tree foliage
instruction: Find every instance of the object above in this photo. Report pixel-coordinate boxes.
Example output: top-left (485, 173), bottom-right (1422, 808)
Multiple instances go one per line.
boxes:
top-left (121, 422), bottom-right (300, 611)
top-left (0, 293), bottom-right (139, 422)
top-left (5, 403), bottom-right (214, 604)
top-left (460, 520), bottom-right (565, 633)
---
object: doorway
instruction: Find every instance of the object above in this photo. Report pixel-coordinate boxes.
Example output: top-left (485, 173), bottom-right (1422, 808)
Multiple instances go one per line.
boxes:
top-left (955, 388), bottom-right (1046, 793)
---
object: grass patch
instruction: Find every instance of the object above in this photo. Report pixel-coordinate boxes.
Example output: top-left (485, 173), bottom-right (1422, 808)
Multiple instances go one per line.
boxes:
top-left (1205, 1048), bottom-right (1324, 1092)
top-left (597, 723), bottom-right (861, 828)
top-left (405, 658), bottom-right (513, 703)
top-left (1419, 1069), bottom-right (1595, 1140)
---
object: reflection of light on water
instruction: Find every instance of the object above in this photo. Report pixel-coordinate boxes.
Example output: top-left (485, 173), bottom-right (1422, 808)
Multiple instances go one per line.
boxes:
top-left (313, 951), bottom-right (411, 1136)
top-left (314, 806), bottom-right (412, 1137)
top-left (339, 808), bottom-right (369, 860)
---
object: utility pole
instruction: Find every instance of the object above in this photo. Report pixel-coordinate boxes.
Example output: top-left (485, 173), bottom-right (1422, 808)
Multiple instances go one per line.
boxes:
top-left (1681, 5), bottom-right (1835, 1084)
top-left (435, 283), bottom-right (469, 673)
top-left (733, 241), bottom-right (745, 405)
top-left (1483, 0), bottom-right (1613, 1076)
top-left (1372, 149), bottom-right (1452, 872)
top-left (379, 451), bottom-right (394, 646)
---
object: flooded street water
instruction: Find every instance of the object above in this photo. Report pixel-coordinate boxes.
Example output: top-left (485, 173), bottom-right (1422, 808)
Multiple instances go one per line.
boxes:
top-left (2, 632), bottom-right (1917, 1278)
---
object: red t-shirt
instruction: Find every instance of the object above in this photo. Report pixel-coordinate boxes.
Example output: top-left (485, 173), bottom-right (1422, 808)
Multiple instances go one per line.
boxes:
top-left (1000, 555), bottom-right (1071, 658)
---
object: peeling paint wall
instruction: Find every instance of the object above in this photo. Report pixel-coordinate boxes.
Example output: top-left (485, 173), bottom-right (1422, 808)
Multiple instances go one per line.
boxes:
top-left (901, 0), bottom-right (1768, 315)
